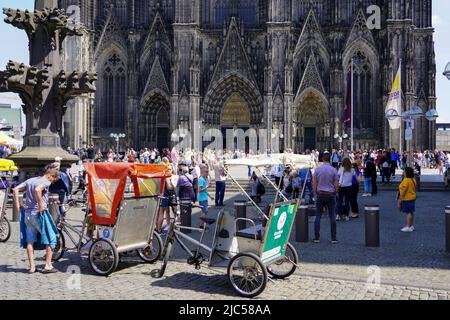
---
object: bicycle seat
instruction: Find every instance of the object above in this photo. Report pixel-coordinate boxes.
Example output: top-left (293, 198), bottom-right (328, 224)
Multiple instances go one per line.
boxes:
top-left (200, 217), bottom-right (216, 225)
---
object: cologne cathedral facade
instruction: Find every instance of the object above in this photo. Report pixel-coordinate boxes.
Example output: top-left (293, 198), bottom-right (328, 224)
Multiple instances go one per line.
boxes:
top-left (59, 0), bottom-right (436, 152)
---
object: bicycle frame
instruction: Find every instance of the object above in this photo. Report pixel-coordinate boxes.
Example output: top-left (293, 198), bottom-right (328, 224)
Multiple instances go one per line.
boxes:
top-left (55, 200), bottom-right (93, 252)
top-left (164, 218), bottom-right (213, 260)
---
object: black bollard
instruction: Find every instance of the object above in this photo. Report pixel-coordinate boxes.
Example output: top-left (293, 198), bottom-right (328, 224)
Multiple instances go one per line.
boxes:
top-left (180, 198), bottom-right (192, 234)
top-left (235, 200), bottom-right (247, 230)
top-left (446, 206), bottom-right (450, 253)
top-left (295, 205), bottom-right (309, 243)
top-left (415, 174), bottom-right (421, 192)
top-left (365, 205), bottom-right (380, 247)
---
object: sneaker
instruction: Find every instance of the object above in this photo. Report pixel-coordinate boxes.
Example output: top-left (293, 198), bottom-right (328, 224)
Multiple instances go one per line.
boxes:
top-left (344, 216), bottom-right (350, 222)
top-left (313, 238), bottom-right (320, 243)
top-left (362, 193), bottom-right (369, 197)
top-left (401, 226), bottom-right (413, 233)
top-left (410, 226), bottom-right (415, 232)
top-left (331, 239), bottom-right (339, 244)
top-left (336, 215), bottom-right (341, 221)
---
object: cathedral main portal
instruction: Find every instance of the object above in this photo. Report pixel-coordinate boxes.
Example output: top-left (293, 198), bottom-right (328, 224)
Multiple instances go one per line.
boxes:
top-left (220, 94), bottom-right (251, 152)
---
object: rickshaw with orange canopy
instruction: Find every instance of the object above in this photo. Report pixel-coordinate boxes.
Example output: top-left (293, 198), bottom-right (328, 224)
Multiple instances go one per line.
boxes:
top-left (52, 162), bottom-right (171, 276)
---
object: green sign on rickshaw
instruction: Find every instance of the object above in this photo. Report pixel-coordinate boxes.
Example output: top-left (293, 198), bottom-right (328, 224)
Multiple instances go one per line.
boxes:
top-left (260, 200), bottom-right (297, 264)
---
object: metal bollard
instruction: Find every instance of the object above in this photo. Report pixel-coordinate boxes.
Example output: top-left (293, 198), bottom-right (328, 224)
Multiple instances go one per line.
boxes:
top-left (12, 193), bottom-right (24, 222)
top-left (234, 200), bottom-right (247, 230)
top-left (365, 205), bottom-right (380, 247)
top-left (48, 194), bottom-right (61, 223)
top-left (415, 174), bottom-right (421, 192)
top-left (295, 205), bottom-right (309, 243)
top-left (446, 206), bottom-right (450, 253)
top-left (180, 198), bottom-right (192, 234)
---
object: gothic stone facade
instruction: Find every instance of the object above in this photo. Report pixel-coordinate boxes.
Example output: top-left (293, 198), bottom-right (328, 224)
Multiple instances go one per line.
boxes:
top-left (59, 0), bottom-right (436, 152)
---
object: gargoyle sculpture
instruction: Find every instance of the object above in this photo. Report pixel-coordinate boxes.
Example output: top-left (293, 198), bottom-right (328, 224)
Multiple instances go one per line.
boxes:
top-left (53, 70), bottom-right (97, 132)
top-left (0, 60), bottom-right (50, 130)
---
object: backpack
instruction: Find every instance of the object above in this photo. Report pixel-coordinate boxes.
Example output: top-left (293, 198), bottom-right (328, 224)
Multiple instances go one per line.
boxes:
top-left (257, 181), bottom-right (266, 196)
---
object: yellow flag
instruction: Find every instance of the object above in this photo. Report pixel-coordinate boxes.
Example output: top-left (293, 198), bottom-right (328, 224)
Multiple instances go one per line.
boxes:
top-left (385, 66), bottom-right (402, 129)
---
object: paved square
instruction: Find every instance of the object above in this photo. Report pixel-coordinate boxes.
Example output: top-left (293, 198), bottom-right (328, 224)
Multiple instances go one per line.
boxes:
top-left (1, 190), bottom-right (450, 300)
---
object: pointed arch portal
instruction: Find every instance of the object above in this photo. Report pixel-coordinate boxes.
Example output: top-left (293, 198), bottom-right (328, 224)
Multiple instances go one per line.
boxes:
top-left (203, 73), bottom-right (263, 126)
top-left (294, 89), bottom-right (330, 152)
top-left (139, 92), bottom-right (170, 150)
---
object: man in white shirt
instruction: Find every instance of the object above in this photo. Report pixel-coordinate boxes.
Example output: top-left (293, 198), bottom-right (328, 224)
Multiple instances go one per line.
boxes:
top-left (214, 161), bottom-right (227, 207)
top-left (191, 161), bottom-right (201, 203)
top-left (272, 164), bottom-right (284, 189)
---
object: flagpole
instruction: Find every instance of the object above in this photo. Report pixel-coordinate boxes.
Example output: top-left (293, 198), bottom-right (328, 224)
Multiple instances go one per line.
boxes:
top-left (351, 58), bottom-right (354, 152)
top-left (400, 59), bottom-right (403, 154)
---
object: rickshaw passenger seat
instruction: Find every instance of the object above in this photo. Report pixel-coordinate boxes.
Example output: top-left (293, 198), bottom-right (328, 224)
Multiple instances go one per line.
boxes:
top-left (236, 230), bottom-right (263, 241)
top-left (200, 217), bottom-right (216, 225)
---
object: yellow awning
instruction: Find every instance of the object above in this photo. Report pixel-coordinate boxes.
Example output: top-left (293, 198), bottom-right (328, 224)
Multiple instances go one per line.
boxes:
top-left (0, 132), bottom-right (23, 146)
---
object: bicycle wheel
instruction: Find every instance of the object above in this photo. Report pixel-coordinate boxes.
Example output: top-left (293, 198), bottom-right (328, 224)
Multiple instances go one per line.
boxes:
top-left (88, 238), bottom-right (119, 276)
top-left (52, 229), bottom-right (66, 262)
top-left (266, 243), bottom-right (298, 279)
top-left (0, 216), bottom-right (11, 243)
top-left (137, 231), bottom-right (163, 264)
top-left (227, 252), bottom-right (268, 298)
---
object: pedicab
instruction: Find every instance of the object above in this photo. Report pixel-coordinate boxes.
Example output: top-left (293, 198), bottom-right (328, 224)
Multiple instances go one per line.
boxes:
top-left (151, 153), bottom-right (314, 297)
top-left (52, 162), bottom-right (171, 276)
top-left (0, 160), bottom-right (17, 243)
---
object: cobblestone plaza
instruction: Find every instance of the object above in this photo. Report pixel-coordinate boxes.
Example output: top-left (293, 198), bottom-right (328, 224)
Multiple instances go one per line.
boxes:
top-left (2, 188), bottom-right (450, 300)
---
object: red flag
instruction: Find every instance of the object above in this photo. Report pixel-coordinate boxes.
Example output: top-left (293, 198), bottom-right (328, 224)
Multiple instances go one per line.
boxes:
top-left (344, 68), bottom-right (352, 129)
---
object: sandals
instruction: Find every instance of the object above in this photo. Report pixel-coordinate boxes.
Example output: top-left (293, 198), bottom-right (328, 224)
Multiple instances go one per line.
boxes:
top-left (42, 268), bottom-right (58, 274)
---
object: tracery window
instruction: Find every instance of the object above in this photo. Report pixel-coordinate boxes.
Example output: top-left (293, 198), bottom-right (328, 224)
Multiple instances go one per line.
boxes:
top-left (348, 51), bottom-right (374, 131)
top-left (98, 53), bottom-right (127, 130)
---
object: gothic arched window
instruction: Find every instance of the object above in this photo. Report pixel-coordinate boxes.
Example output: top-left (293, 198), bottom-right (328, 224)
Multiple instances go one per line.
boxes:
top-left (273, 95), bottom-right (284, 121)
top-left (98, 52), bottom-right (127, 131)
top-left (213, 0), bottom-right (257, 26)
top-left (348, 51), bottom-right (374, 131)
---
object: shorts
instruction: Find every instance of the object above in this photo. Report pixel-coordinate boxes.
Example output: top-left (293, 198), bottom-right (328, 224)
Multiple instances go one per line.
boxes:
top-left (24, 210), bottom-right (42, 244)
top-left (199, 200), bottom-right (209, 213)
top-left (160, 189), bottom-right (170, 209)
top-left (402, 200), bottom-right (416, 214)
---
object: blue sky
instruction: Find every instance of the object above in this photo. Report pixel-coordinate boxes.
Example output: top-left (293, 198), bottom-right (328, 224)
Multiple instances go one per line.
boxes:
top-left (0, 0), bottom-right (450, 123)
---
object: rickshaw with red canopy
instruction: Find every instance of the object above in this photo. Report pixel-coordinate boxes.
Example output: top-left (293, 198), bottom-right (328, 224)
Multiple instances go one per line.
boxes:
top-left (52, 162), bottom-right (171, 276)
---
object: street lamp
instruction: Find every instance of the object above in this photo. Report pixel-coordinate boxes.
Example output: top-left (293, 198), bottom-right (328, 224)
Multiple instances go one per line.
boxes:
top-left (110, 133), bottom-right (126, 153)
top-left (444, 61), bottom-right (450, 81)
top-left (334, 132), bottom-right (349, 150)
top-left (385, 106), bottom-right (439, 167)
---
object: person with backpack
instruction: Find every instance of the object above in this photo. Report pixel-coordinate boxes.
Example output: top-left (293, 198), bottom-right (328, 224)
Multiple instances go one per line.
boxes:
top-left (299, 167), bottom-right (315, 204)
top-left (291, 171), bottom-right (301, 199)
top-left (250, 172), bottom-right (262, 204)
top-left (349, 163), bottom-right (362, 219)
top-left (398, 167), bottom-right (417, 232)
top-left (381, 153), bottom-right (391, 184)
top-left (331, 149), bottom-right (341, 169)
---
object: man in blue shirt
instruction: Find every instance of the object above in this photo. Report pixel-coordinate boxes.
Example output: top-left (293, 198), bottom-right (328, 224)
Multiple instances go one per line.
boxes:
top-left (198, 165), bottom-right (211, 228)
top-left (299, 168), bottom-right (315, 204)
top-left (390, 149), bottom-right (399, 178)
